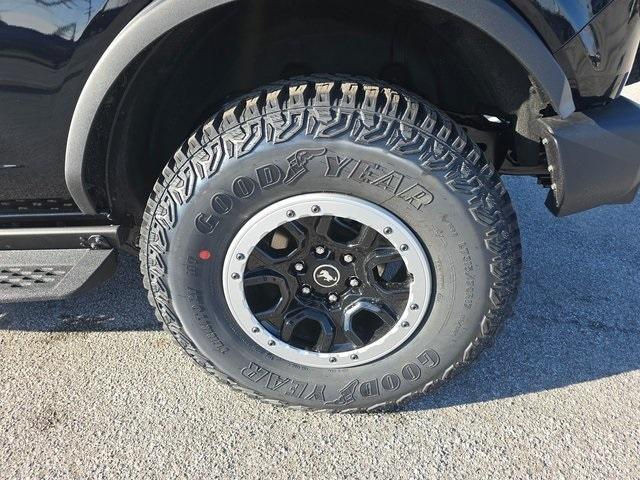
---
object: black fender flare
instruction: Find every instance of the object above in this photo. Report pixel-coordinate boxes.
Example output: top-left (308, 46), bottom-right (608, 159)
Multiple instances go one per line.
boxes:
top-left (65, 0), bottom-right (576, 214)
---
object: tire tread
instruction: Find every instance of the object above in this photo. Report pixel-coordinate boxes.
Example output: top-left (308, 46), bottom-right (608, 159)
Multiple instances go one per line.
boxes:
top-left (139, 75), bottom-right (522, 412)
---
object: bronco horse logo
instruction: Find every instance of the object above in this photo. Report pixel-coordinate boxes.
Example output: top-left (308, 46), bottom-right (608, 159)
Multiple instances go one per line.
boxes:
top-left (317, 270), bottom-right (337, 283)
top-left (313, 265), bottom-right (340, 287)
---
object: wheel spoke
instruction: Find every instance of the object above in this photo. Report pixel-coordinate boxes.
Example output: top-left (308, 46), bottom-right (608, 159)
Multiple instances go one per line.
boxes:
top-left (366, 247), bottom-right (401, 267)
top-left (313, 328), bottom-right (334, 353)
top-left (344, 331), bottom-right (366, 348)
top-left (312, 216), bottom-right (351, 250)
top-left (329, 300), bottom-right (368, 349)
top-left (366, 301), bottom-right (398, 327)
top-left (376, 288), bottom-right (409, 315)
top-left (379, 280), bottom-right (410, 296)
top-left (333, 217), bottom-right (361, 237)
top-left (247, 244), bottom-right (282, 269)
top-left (252, 221), bottom-right (307, 267)
top-left (281, 307), bottom-right (335, 353)
top-left (365, 247), bottom-right (411, 300)
top-left (254, 309), bottom-right (286, 328)
top-left (243, 271), bottom-right (291, 329)
top-left (326, 306), bottom-right (345, 329)
top-left (244, 249), bottom-right (273, 272)
top-left (292, 216), bottom-right (317, 232)
top-left (342, 299), bottom-right (398, 349)
top-left (280, 221), bottom-right (307, 246)
top-left (314, 216), bottom-right (334, 238)
top-left (350, 225), bottom-right (378, 249)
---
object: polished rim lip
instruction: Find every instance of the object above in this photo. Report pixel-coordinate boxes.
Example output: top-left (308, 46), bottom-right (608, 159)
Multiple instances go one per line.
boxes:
top-left (222, 193), bottom-right (432, 369)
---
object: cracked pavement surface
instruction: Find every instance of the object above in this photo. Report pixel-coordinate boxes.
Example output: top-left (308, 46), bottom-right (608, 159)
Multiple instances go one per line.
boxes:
top-left (1, 89), bottom-right (639, 479)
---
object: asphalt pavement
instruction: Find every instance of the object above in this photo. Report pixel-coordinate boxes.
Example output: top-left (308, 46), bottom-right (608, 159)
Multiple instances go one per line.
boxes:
top-left (1, 89), bottom-right (639, 479)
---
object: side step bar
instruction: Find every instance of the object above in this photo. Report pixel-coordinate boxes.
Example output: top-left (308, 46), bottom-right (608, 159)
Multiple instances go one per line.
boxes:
top-left (0, 225), bottom-right (122, 250)
top-left (0, 249), bottom-right (117, 303)
top-left (0, 226), bottom-right (121, 303)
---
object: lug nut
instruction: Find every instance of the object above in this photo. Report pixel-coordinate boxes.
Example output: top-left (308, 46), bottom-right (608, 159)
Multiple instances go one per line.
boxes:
top-left (401, 321), bottom-right (410, 328)
top-left (350, 354), bottom-right (359, 360)
top-left (343, 254), bottom-right (354, 263)
top-left (231, 272), bottom-right (240, 280)
top-left (410, 303), bottom-right (419, 310)
top-left (301, 285), bottom-right (312, 295)
top-left (383, 227), bottom-right (393, 235)
top-left (349, 278), bottom-right (360, 287)
top-left (315, 245), bottom-right (326, 255)
top-left (311, 205), bottom-right (321, 213)
top-left (328, 293), bottom-right (338, 303)
top-left (286, 210), bottom-right (295, 218)
top-left (294, 262), bottom-right (305, 272)
top-left (400, 244), bottom-right (408, 252)
top-left (236, 253), bottom-right (245, 260)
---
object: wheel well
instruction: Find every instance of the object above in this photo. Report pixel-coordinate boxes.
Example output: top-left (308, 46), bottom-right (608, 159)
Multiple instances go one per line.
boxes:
top-left (89, 0), bottom-right (543, 224)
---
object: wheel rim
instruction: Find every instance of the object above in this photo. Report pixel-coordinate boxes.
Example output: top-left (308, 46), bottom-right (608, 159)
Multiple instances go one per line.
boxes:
top-left (223, 193), bottom-right (432, 368)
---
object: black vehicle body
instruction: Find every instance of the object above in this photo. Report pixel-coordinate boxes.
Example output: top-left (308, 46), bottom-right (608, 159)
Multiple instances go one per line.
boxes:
top-left (0, 0), bottom-right (639, 299)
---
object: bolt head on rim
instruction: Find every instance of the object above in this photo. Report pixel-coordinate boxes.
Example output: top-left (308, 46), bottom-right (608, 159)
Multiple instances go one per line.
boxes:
top-left (222, 193), bottom-right (432, 369)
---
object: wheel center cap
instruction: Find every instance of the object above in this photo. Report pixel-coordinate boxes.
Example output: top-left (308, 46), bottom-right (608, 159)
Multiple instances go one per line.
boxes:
top-left (313, 264), bottom-right (340, 288)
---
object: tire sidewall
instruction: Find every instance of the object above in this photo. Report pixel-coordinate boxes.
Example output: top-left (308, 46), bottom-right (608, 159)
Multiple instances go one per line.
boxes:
top-left (161, 137), bottom-right (494, 409)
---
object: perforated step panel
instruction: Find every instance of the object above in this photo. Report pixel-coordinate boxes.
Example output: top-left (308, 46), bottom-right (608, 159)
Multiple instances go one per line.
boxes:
top-left (0, 249), bottom-right (116, 302)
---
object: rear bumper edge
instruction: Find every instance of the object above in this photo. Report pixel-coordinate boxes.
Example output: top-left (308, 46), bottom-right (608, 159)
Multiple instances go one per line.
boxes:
top-left (540, 96), bottom-right (640, 216)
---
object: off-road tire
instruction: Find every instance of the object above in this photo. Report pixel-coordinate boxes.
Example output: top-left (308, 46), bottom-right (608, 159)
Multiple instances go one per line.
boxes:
top-left (139, 75), bottom-right (522, 412)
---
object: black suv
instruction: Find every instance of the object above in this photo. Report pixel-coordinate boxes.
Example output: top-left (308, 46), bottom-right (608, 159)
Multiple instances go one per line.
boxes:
top-left (1, 0), bottom-right (639, 411)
